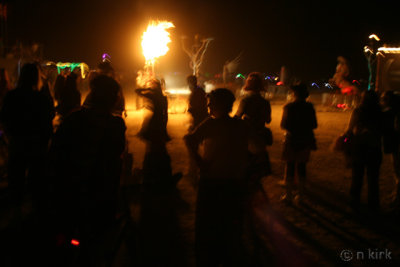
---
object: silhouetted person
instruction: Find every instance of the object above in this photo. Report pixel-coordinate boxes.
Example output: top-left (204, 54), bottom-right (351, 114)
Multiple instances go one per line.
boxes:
top-left (53, 74), bottom-right (65, 104)
top-left (187, 75), bottom-right (208, 130)
top-left (186, 75), bottom-right (208, 187)
top-left (185, 88), bottom-right (249, 266)
top-left (381, 91), bottom-right (400, 209)
top-left (280, 84), bottom-right (317, 203)
top-left (51, 75), bottom-right (126, 244)
top-left (83, 61), bottom-right (126, 117)
top-left (136, 79), bottom-right (179, 187)
top-left (56, 72), bottom-right (81, 120)
top-left (347, 90), bottom-right (382, 212)
top-left (0, 63), bottom-right (55, 217)
top-left (235, 72), bottom-right (272, 178)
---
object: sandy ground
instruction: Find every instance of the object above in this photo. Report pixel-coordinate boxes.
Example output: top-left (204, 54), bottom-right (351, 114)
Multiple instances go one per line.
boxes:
top-left (118, 98), bottom-right (400, 266)
top-left (1, 96), bottom-right (399, 266)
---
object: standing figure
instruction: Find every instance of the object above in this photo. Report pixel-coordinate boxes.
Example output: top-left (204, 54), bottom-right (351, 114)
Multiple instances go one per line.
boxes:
top-left (280, 84), bottom-right (317, 203)
top-left (185, 88), bottom-right (249, 266)
top-left (187, 75), bottom-right (208, 131)
top-left (136, 79), bottom-right (178, 187)
top-left (186, 75), bottom-right (208, 187)
top-left (55, 72), bottom-right (81, 120)
top-left (347, 90), bottom-right (382, 212)
top-left (51, 75), bottom-right (126, 241)
top-left (235, 72), bottom-right (272, 179)
top-left (1, 63), bottom-right (55, 215)
top-left (83, 61), bottom-right (126, 117)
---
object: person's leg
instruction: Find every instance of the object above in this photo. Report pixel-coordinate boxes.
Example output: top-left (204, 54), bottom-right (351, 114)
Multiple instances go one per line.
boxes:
top-left (297, 162), bottom-right (307, 197)
top-left (367, 161), bottom-right (381, 211)
top-left (283, 161), bottom-right (295, 201)
top-left (195, 181), bottom-right (221, 267)
top-left (350, 161), bottom-right (364, 209)
top-left (7, 147), bottom-right (28, 207)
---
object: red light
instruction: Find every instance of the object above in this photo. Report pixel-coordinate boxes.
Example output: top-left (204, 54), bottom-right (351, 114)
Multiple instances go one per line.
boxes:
top-left (71, 239), bottom-right (80, 246)
top-left (277, 81), bottom-right (283, 86)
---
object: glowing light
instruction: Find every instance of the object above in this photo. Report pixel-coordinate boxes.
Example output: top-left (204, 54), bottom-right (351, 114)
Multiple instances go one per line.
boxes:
top-left (377, 47), bottom-right (400, 54)
top-left (336, 103), bottom-right (348, 109)
top-left (56, 62), bottom-right (89, 79)
top-left (71, 239), bottom-right (80, 246)
top-left (311, 82), bottom-right (320, 89)
top-left (324, 83), bottom-right (333, 89)
top-left (141, 21), bottom-right (175, 66)
top-left (352, 80), bottom-right (360, 85)
top-left (277, 81), bottom-right (283, 86)
top-left (236, 73), bottom-right (245, 79)
top-left (369, 34), bottom-right (380, 41)
top-left (364, 46), bottom-right (373, 54)
top-left (102, 53), bottom-right (111, 62)
top-left (165, 88), bottom-right (191, 95)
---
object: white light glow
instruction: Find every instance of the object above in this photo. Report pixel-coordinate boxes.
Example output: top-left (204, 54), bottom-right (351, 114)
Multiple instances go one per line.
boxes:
top-left (141, 21), bottom-right (175, 66)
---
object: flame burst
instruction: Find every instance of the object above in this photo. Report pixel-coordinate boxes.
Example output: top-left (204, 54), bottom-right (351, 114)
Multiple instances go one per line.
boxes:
top-left (141, 21), bottom-right (175, 67)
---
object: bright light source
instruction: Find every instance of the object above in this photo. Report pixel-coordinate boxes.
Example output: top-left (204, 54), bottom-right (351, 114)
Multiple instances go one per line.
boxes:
top-left (141, 21), bottom-right (175, 66)
top-left (165, 88), bottom-right (191, 95)
top-left (377, 47), bottom-right (400, 54)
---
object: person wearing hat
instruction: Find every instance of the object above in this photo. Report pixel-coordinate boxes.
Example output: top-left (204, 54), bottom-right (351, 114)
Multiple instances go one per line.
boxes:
top-left (280, 83), bottom-right (317, 203)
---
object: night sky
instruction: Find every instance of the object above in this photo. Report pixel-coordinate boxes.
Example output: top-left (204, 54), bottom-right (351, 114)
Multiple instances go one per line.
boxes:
top-left (3, 0), bottom-right (399, 82)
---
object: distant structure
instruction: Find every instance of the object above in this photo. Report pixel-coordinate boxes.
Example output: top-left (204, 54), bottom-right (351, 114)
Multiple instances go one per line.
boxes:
top-left (364, 34), bottom-right (381, 91)
top-left (181, 34), bottom-right (213, 76)
top-left (375, 45), bottom-right (400, 92)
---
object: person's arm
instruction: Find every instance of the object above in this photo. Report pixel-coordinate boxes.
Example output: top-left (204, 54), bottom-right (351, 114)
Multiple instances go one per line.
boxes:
top-left (184, 119), bottom-right (210, 169)
top-left (135, 88), bottom-right (152, 98)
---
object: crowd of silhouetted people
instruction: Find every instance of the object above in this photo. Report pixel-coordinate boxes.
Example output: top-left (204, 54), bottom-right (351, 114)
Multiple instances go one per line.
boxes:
top-left (0, 62), bottom-right (399, 266)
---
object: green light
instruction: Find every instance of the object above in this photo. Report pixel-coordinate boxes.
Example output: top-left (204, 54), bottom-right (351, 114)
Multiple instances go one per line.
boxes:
top-left (236, 73), bottom-right (245, 79)
top-left (56, 62), bottom-right (89, 79)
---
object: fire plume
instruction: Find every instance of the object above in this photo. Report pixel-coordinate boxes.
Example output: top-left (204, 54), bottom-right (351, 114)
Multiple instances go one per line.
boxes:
top-left (141, 20), bottom-right (175, 67)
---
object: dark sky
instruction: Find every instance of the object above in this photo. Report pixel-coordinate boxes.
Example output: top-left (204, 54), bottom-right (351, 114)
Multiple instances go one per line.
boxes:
top-left (4, 0), bottom-right (399, 81)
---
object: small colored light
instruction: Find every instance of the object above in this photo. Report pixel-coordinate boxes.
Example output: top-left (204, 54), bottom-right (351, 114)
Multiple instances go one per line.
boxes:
top-left (71, 239), bottom-right (80, 246)
top-left (311, 82), bottom-right (320, 89)
top-left (369, 34), bottom-right (380, 41)
top-left (277, 81), bottom-right (283, 86)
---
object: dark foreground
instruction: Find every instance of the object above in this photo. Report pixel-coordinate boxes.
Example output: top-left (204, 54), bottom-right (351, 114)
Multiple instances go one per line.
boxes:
top-left (1, 101), bottom-right (400, 266)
